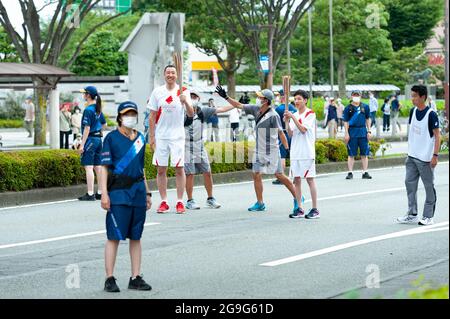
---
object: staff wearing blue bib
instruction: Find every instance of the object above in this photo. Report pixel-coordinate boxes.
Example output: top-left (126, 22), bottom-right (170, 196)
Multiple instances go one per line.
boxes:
top-left (77, 86), bottom-right (107, 201)
top-left (100, 101), bottom-right (152, 293)
top-left (343, 90), bottom-right (373, 180)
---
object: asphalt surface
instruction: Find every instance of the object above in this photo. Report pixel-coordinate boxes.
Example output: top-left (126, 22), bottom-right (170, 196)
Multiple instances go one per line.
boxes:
top-left (0, 162), bottom-right (448, 299)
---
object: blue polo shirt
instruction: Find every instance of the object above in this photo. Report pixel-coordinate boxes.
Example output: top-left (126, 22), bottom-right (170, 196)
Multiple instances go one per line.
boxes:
top-left (101, 130), bottom-right (146, 207)
top-left (81, 104), bottom-right (106, 134)
top-left (275, 103), bottom-right (296, 130)
top-left (343, 103), bottom-right (370, 138)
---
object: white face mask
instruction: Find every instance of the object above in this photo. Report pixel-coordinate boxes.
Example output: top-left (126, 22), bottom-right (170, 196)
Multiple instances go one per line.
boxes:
top-left (352, 96), bottom-right (361, 103)
top-left (75, 109), bottom-right (80, 114)
top-left (192, 99), bottom-right (199, 108)
top-left (122, 116), bottom-right (138, 129)
top-left (256, 98), bottom-right (263, 107)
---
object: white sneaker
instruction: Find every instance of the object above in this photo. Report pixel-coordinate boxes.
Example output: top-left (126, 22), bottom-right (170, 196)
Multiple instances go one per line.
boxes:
top-left (206, 198), bottom-right (221, 209)
top-left (418, 217), bottom-right (434, 226)
top-left (186, 199), bottom-right (200, 210)
top-left (396, 214), bottom-right (419, 224)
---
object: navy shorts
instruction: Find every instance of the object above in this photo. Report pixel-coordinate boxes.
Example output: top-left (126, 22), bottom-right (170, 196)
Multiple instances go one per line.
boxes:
top-left (106, 205), bottom-right (146, 241)
top-left (279, 132), bottom-right (291, 159)
top-left (347, 137), bottom-right (370, 157)
top-left (81, 137), bottom-right (102, 166)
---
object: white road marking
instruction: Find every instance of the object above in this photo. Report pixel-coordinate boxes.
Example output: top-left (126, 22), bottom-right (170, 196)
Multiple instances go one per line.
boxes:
top-left (0, 222), bottom-right (161, 250)
top-left (260, 222), bottom-right (449, 267)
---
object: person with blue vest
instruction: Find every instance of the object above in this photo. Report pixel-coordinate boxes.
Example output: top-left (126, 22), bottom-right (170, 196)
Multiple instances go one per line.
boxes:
top-left (78, 86), bottom-right (107, 201)
top-left (343, 90), bottom-right (373, 180)
top-left (100, 101), bottom-right (153, 293)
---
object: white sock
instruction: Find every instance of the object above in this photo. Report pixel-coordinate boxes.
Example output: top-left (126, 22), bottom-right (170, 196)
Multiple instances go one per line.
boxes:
top-left (87, 191), bottom-right (94, 196)
top-left (97, 190), bottom-right (102, 195)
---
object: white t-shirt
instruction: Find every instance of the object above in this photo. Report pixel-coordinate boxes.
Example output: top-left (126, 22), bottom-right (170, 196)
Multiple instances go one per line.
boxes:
top-left (228, 108), bottom-right (241, 123)
top-left (289, 108), bottom-right (316, 160)
top-left (147, 84), bottom-right (191, 140)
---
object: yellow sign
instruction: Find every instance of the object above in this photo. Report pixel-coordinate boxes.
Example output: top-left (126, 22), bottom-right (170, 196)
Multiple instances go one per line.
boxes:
top-left (191, 61), bottom-right (223, 71)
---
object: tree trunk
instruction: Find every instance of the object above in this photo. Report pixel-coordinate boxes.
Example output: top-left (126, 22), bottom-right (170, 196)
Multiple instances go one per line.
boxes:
top-left (226, 70), bottom-right (236, 100)
top-left (34, 86), bottom-right (49, 145)
top-left (338, 55), bottom-right (347, 98)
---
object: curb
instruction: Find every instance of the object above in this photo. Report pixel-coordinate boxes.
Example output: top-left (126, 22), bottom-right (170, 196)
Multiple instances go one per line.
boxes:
top-left (0, 154), bottom-right (448, 208)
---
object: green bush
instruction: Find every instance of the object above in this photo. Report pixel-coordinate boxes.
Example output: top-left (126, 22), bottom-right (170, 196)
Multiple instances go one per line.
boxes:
top-left (315, 142), bottom-right (328, 164)
top-left (0, 119), bottom-right (24, 128)
top-left (369, 140), bottom-right (382, 157)
top-left (0, 140), bottom-right (389, 193)
top-left (317, 139), bottom-right (348, 162)
top-left (0, 150), bottom-right (85, 192)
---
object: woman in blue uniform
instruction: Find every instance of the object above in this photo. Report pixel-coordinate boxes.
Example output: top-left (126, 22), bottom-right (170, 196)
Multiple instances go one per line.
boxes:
top-left (78, 86), bottom-right (107, 201)
top-left (100, 101), bottom-right (152, 293)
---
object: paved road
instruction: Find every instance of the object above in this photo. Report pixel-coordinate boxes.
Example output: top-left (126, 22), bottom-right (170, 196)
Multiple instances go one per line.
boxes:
top-left (0, 163), bottom-right (448, 299)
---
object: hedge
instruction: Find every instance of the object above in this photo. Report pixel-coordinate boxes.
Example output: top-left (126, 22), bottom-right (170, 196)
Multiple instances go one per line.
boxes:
top-left (0, 140), bottom-right (382, 192)
top-left (0, 119), bottom-right (24, 129)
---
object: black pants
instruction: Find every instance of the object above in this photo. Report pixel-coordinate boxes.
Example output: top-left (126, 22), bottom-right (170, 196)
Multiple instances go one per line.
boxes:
top-left (231, 123), bottom-right (239, 142)
top-left (383, 114), bottom-right (390, 131)
top-left (60, 131), bottom-right (70, 149)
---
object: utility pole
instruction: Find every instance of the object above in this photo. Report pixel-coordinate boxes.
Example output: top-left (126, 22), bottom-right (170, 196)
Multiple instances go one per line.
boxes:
top-left (249, 24), bottom-right (275, 89)
top-left (329, 0), bottom-right (334, 98)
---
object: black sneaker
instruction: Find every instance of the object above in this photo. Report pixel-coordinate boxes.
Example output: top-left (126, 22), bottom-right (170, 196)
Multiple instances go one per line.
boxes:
top-left (78, 193), bottom-right (96, 201)
top-left (128, 275), bottom-right (152, 291)
top-left (305, 208), bottom-right (320, 219)
top-left (362, 172), bottom-right (372, 179)
top-left (95, 193), bottom-right (102, 200)
top-left (345, 172), bottom-right (353, 180)
top-left (289, 207), bottom-right (305, 219)
top-left (104, 276), bottom-right (120, 293)
top-left (272, 179), bottom-right (282, 185)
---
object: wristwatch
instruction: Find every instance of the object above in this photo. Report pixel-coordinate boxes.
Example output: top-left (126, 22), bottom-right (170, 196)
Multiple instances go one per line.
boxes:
top-left (433, 154), bottom-right (439, 157)
top-left (146, 192), bottom-right (152, 197)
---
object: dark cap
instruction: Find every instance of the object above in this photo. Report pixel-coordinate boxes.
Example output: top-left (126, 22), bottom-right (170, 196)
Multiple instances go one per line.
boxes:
top-left (351, 89), bottom-right (362, 96)
top-left (117, 101), bottom-right (138, 114)
top-left (80, 86), bottom-right (98, 97)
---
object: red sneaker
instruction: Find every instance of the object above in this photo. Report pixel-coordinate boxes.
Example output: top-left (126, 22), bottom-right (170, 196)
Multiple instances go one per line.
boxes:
top-left (176, 201), bottom-right (186, 214)
top-left (157, 201), bottom-right (170, 214)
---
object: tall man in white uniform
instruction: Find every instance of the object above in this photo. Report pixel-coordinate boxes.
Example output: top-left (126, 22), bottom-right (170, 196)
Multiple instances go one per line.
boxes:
top-left (148, 65), bottom-right (194, 214)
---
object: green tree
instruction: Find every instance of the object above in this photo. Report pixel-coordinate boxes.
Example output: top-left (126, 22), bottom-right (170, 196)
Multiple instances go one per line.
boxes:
top-left (135, 0), bottom-right (247, 99)
top-left (287, 0), bottom-right (392, 97)
top-left (71, 31), bottom-right (128, 76)
top-left (383, 0), bottom-right (444, 51)
top-left (0, 27), bottom-right (18, 62)
top-left (0, 1), bottom-right (129, 145)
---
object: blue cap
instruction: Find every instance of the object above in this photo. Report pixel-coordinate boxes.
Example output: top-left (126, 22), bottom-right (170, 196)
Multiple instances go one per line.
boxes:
top-left (80, 86), bottom-right (98, 97)
top-left (117, 101), bottom-right (138, 114)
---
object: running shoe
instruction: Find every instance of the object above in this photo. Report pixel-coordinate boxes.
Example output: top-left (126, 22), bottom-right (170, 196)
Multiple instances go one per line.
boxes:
top-left (272, 179), bottom-right (282, 185)
top-left (206, 197), bottom-right (221, 209)
top-left (362, 172), bottom-right (372, 179)
top-left (289, 207), bottom-right (305, 219)
top-left (305, 208), bottom-right (320, 219)
top-left (104, 276), bottom-right (120, 293)
top-left (157, 201), bottom-right (170, 214)
top-left (248, 202), bottom-right (266, 212)
top-left (396, 214), bottom-right (419, 224)
top-left (418, 217), bottom-right (434, 226)
top-left (346, 172), bottom-right (353, 180)
top-left (78, 193), bottom-right (95, 201)
top-left (186, 199), bottom-right (200, 210)
top-left (128, 275), bottom-right (152, 291)
top-left (176, 201), bottom-right (186, 214)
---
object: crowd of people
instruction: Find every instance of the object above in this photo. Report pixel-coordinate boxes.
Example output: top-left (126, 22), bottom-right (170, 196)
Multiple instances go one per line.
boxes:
top-left (29, 63), bottom-right (439, 294)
